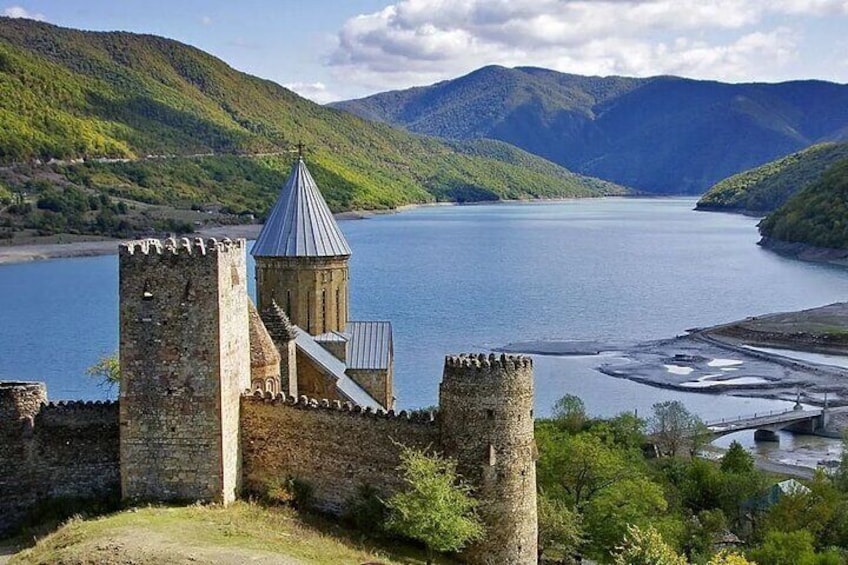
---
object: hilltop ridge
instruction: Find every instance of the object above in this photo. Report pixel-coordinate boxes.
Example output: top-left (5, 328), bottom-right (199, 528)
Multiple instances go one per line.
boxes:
top-left (0, 18), bottom-right (625, 244)
top-left (334, 65), bottom-right (848, 194)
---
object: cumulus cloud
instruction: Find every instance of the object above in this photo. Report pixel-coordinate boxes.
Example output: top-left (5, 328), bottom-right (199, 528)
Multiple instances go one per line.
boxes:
top-left (328, 0), bottom-right (844, 92)
top-left (2, 5), bottom-right (46, 20)
top-left (284, 82), bottom-right (338, 104)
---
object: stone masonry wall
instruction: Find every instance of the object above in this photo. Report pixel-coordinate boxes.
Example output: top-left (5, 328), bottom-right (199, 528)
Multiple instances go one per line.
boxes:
top-left (119, 238), bottom-right (248, 504)
top-left (217, 246), bottom-right (251, 503)
top-left (241, 394), bottom-right (439, 514)
top-left (0, 382), bottom-right (119, 537)
top-left (256, 256), bottom-right (349, 335)
top-left (295, 352), bottom-right (343, 402)
top-left (347, 368), bottom-right (393, 412)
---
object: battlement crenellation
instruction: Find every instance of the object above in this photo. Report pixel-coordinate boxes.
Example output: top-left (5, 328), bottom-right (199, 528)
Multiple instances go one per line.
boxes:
top-left (444, 352), bottom-right (533, 370)
top-left (242, 390), bottom-right (438, 424)
top-left (119, 237), bottom-right (246, 258)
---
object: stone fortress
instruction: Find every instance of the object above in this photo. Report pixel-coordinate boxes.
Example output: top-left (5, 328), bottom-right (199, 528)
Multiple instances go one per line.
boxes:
top-left (0, 157), bottom-right (538, 564)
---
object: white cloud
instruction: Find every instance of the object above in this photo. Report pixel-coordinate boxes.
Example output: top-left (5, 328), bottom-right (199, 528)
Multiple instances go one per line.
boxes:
top-left (284, 82), bottom-right (338, 104)
top-left (327, 0), bottom-right (845, 93)
top-left (201, 15), bottom-right (212, 26)
top-left (2, 5), bottom-right (46, 20)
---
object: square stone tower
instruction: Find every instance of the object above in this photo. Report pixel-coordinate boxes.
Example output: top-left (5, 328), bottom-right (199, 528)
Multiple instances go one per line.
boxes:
top-left (119, 237), bottom-right (250, 504)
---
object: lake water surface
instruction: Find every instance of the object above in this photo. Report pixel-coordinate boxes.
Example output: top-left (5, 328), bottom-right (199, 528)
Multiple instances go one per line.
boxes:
top-left (2, 198), bottom-right (848, 433)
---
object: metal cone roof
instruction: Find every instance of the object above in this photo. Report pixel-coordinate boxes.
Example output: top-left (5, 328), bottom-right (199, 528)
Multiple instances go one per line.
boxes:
top-left (252, 158), bottom-right (351, 257)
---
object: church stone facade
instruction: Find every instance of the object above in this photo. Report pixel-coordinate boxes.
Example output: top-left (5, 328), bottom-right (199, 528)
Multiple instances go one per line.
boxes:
top-left (252, 158), bottom-right (394, 410)
top-left (0, 158), bottom-right (538, 564)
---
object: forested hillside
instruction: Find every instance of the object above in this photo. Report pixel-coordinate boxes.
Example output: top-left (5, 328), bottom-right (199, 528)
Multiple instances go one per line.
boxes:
top-left (759, 157), bottom-right (848, 250)
top-left (0, 18), bottom-right (625, 242)
top-left (697, 143), bottom-right (848, 214)
top-left (334, 65), bottom-right (848, 194)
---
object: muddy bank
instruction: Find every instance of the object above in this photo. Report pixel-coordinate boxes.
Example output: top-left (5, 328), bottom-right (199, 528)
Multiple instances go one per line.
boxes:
top-left (759, 237), bottom-right (848, 267)
top-left (596, 333), bottom-right (845, 407)
top-left (0, 224), bottom-right (265, 265)
top-left (0, 203), bottom-right (450, 266)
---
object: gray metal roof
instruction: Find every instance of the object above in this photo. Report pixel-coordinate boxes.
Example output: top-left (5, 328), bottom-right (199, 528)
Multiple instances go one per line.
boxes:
top-left (252, 158), bottom-right (352, 258)
top-left (293, 327), bottom-right (381, 410)
top-left (345, 321), bottom-right (393, 371)
top-left (313, 330), bottom-right (349, 344)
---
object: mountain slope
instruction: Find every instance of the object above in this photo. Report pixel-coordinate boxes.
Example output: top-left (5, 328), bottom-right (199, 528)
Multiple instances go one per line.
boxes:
top-left (0, 18), bottom-right (625, 225)
top-left (758, 157), bottom-right (848, 250)
top-left (696, 142), bottom-right (848, 214)
top-left (333, 66), bottom-right (848, 194)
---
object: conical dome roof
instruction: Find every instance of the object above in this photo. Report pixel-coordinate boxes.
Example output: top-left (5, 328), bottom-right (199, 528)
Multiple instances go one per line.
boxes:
top-left (251, 158), bottom-right (351, 258)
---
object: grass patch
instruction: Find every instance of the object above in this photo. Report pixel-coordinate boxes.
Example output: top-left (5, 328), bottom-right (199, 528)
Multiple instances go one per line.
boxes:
top-left (9, 501), bottom-right (458, 565)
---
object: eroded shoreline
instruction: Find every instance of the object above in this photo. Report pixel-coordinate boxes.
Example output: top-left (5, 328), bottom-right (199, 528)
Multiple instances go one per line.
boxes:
top-left (503, 303), bottom-right (848, 435)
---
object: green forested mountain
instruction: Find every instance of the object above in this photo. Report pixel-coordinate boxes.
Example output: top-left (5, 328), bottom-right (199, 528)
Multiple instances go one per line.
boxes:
top-left (333, 65), bottom-right (848, 194)
top-left (696, 142), bottom-right (848, 213)
top-left (758, 157), bottom-right (848, 250)
top-left (0, 17), bottom-right (624, 228)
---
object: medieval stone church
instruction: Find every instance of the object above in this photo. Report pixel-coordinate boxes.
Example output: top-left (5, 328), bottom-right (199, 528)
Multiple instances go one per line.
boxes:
top-left (249, 157), bottom-right (394, 410)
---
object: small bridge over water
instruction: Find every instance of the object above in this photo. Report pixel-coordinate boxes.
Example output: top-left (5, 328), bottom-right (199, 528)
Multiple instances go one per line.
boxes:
top-left (706, 405), bottom-right (848, 442)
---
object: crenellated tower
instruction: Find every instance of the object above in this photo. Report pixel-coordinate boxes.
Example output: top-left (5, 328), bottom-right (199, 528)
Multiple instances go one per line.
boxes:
top-left (439, 353), bottom-right (538, 564)
top-left (252, 157), bottom-right (351, 335)
top-left (119, 237), bottom-right (250, 504)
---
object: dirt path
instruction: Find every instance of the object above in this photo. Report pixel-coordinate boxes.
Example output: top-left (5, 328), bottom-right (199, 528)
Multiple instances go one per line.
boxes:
top-left (0, 544), bottom-right (17, 565)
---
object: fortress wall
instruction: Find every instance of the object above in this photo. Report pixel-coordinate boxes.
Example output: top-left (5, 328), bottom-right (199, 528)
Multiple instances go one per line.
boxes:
top-left (241, 394), bottom-right (440, 514)
top-left (0, 383), bottom-right (119, 537)
top-left (32, 401), bottom-right (120, 500)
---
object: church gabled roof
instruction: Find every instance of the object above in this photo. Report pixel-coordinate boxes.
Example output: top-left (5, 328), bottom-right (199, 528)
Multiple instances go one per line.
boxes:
top-left (251, 157), bottom-right (352, 258)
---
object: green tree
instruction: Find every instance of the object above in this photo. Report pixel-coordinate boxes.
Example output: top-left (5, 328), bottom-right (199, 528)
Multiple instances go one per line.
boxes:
top-left (385, 446), bottom-right (484, 564)
top-left (707, 550), bottom-right (756, 565)
top-left (650, 401), bottom-right (705, 458)
top-left (612, 524), bottom-right (687, 565)
top-left (750, 529), bottom-right (818, 565)
top-left (553, 433), bottom-right (634, 508)
top-left (585, 476), bottom-right (669, 556)
top-left (685, 508), bottom-right (728, 562)
top-left (832, 430), bottom-right (848, 493)
top-left (553, 394), bottom-right (588, 433)
top-left (761, 472), bottom-right (840, 547)
top-left (86, 352), bottom-right (120, 389)
top-left (595, 411), bottom-right (647, 450)
top-left (720, 441), bottom-right (754, 474)
top-left (538, 491), bottom-right (583, 563)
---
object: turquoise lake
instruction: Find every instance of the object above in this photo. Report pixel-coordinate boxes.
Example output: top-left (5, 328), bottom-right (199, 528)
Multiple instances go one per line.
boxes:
top-left (2, 197), bottom-right (847, 423)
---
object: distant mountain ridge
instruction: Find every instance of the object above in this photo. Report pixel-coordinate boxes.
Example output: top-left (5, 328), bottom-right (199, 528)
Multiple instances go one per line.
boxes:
top-left (333, 66), bottom-right (848, 194)
top-left (0, 18), bottom-right (625, 223)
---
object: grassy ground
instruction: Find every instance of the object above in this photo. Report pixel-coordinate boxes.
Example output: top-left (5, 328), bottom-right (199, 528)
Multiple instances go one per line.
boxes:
top-left (7, 502), bottom-right (457, 565)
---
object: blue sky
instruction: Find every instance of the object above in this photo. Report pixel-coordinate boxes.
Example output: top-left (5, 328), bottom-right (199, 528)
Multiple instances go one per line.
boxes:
top-left (3, 0), bottom-right (847, 103)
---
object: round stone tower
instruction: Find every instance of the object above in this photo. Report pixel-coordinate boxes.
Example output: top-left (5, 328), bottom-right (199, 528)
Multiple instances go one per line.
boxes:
top-left (252, 157), bottom-right (351, 335)
top-left (439, 353), bottom-right (538, 564)
top-left (0, 381), bottom-right (46, 536)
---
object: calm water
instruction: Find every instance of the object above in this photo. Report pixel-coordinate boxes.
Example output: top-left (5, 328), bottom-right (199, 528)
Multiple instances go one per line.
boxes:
top-left (2, 198), bottom-right (848, 431)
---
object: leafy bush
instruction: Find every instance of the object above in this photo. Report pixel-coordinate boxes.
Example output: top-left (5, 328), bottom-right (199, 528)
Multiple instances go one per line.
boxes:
top-left (343, 483), bottom-right (388, 534)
